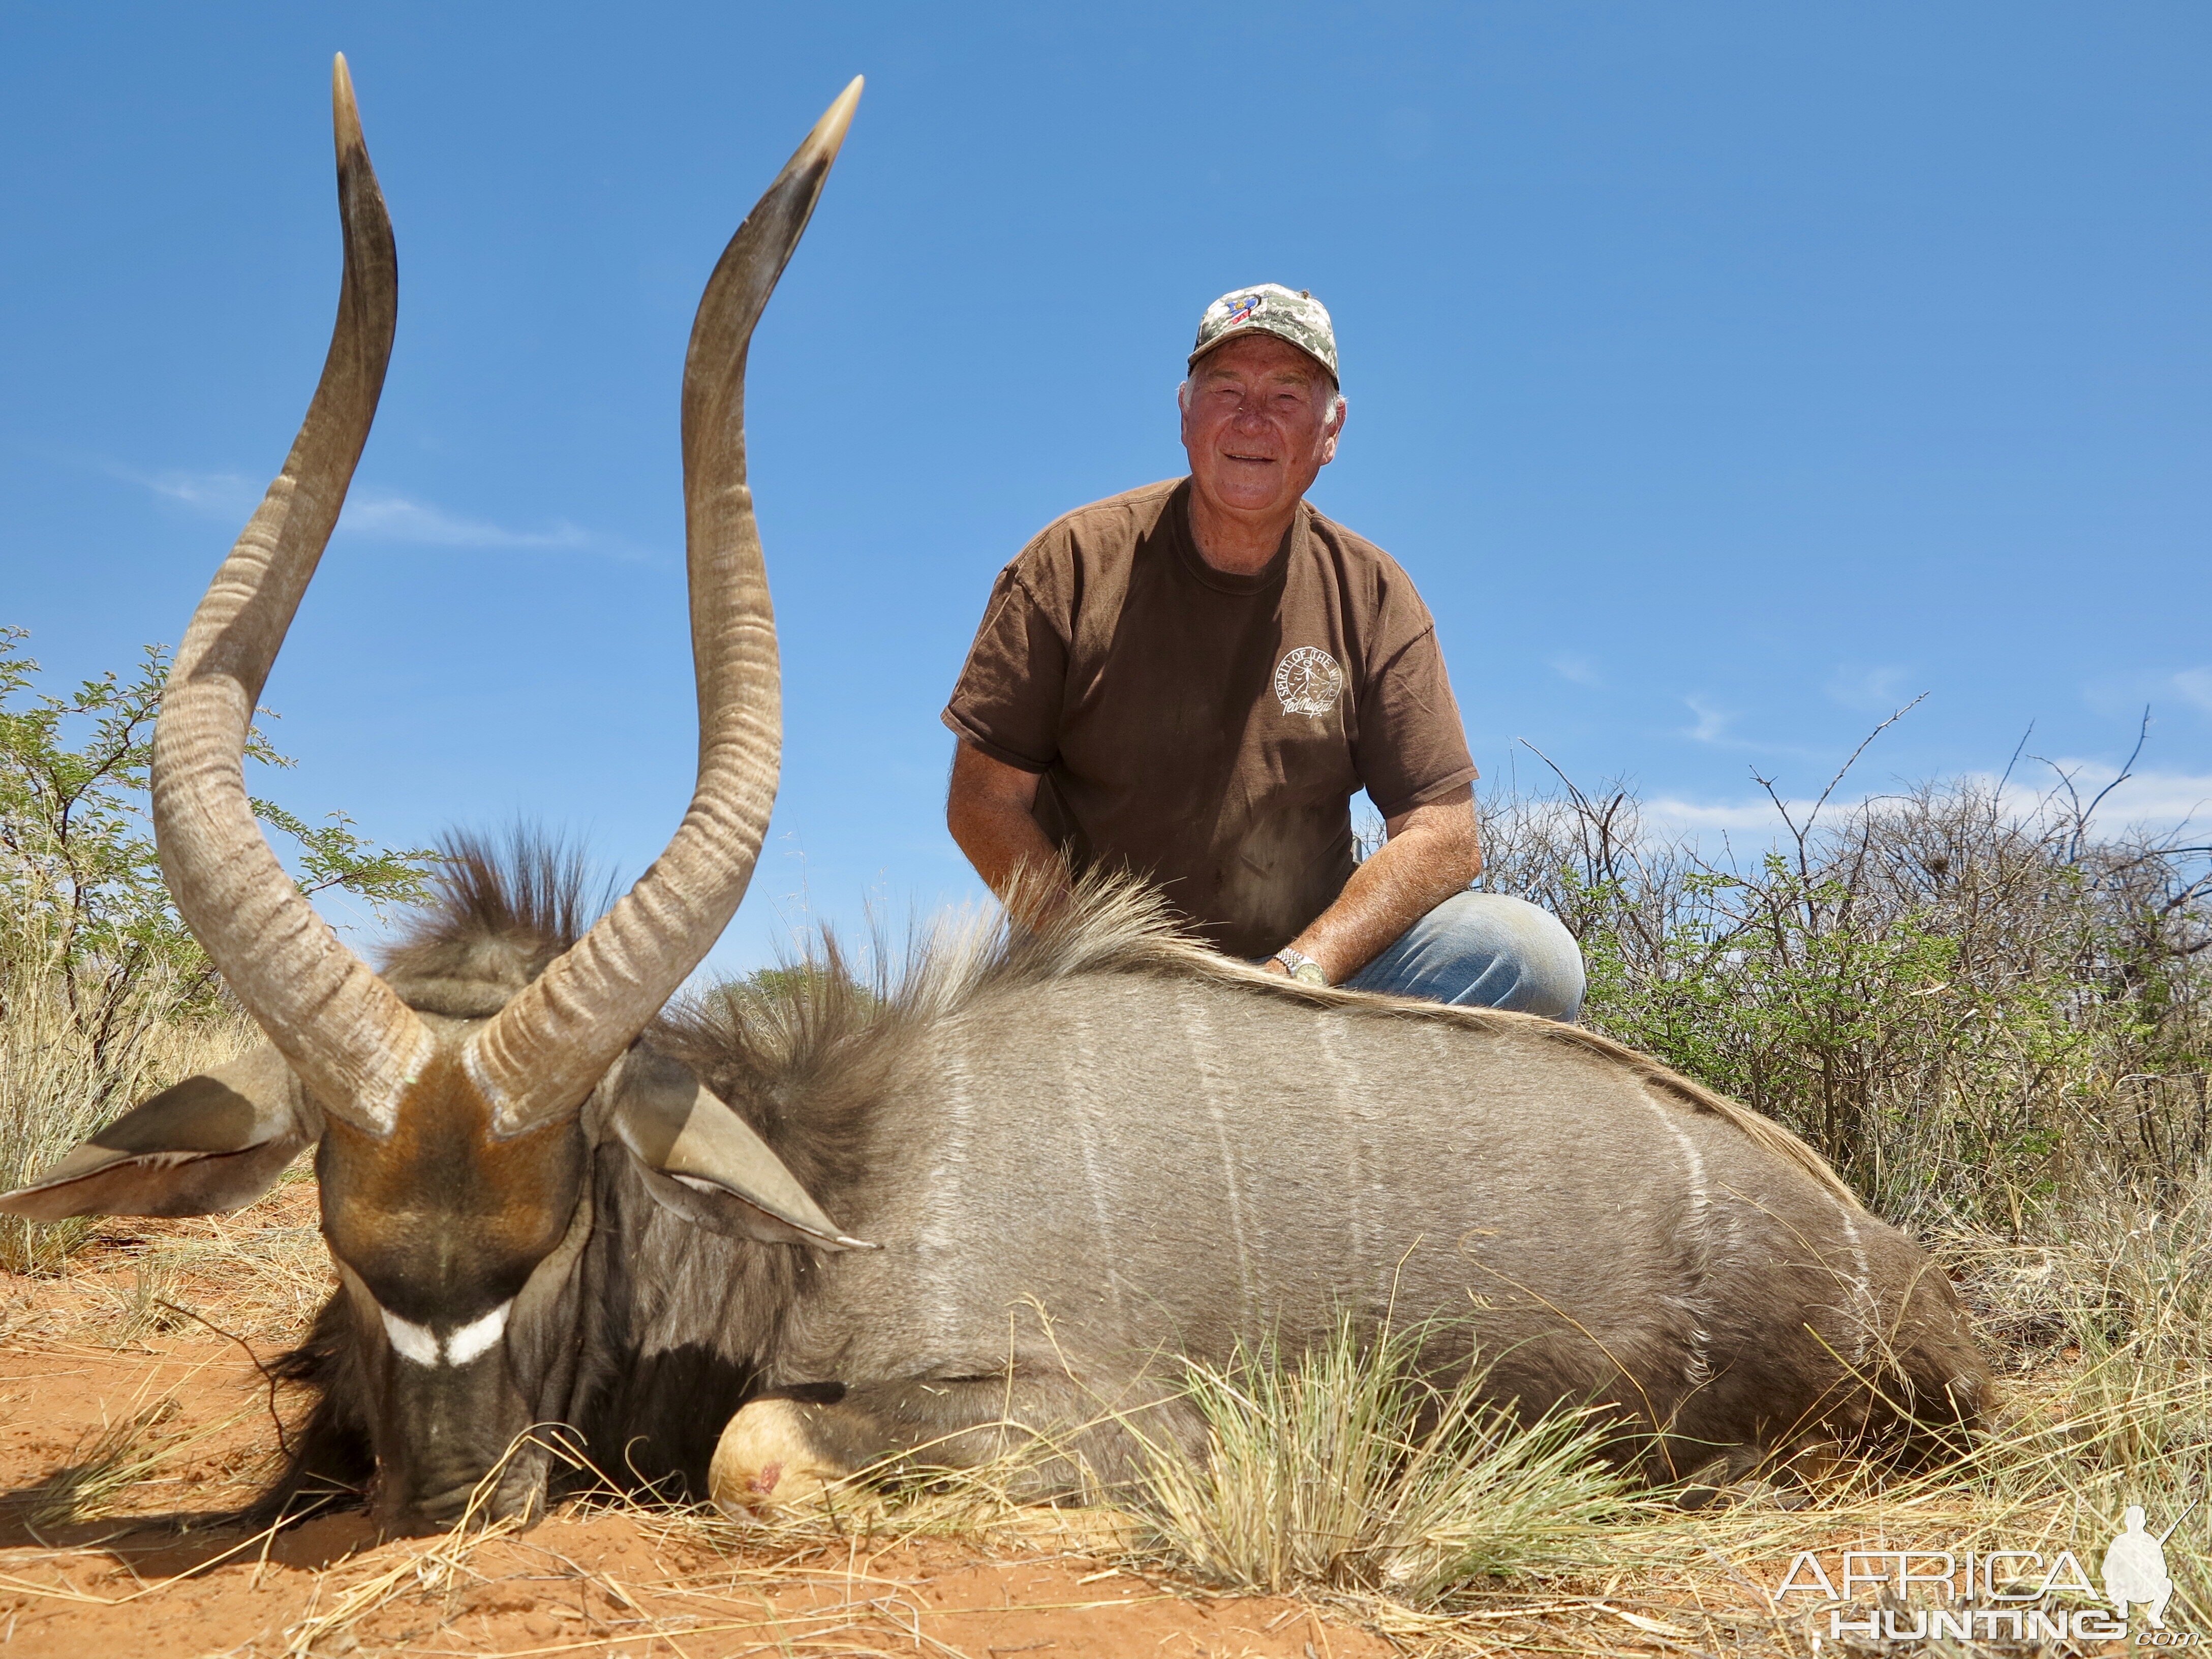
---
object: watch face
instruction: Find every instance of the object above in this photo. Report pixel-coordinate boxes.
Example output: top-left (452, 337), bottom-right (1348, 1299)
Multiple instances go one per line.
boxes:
top-left (1293, 962), bottom-right (1328, 986)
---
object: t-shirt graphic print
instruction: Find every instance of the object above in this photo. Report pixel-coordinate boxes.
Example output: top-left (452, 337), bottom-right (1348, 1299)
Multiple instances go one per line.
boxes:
top-left (1273, 647), bottom-right (1345, 717)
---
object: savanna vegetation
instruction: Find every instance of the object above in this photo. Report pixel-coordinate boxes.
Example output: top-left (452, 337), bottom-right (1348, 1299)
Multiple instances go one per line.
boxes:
top-left (1482, 724), bottom-right (2212, 1226)
top-left (6, 635), bottom-right (2211, 1653)
top-left (0, 629), bottom-right (432, 1272)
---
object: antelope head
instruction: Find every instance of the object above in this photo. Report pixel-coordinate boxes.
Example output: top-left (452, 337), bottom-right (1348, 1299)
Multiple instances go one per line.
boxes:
top-left (1, 58), bottom-right (867, 1531)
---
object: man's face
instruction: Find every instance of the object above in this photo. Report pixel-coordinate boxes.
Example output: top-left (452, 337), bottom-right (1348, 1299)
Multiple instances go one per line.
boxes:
top-left (1179, 333), bottom-right (1345, 522)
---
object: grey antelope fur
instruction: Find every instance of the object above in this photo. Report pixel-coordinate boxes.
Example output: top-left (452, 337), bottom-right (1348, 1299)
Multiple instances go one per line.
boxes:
top-left (3, 62), bottom-right (1991, 1535)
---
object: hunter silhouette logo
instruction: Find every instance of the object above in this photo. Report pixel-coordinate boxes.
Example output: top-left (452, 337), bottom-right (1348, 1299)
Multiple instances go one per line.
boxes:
top-left (2103, 1504), bottom-right (2184, 1628)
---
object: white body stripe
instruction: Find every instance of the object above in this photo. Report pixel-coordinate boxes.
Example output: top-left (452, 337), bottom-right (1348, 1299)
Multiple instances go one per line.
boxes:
top-left (1629, 1088), bottom-right (1714, 1390)
top-left (915, 1027), bottom-right (978, 1346)
top-left (1315, 1014), bottom-right (1369, 1291)
top-left (1835, 1202), bottom-right (1874, 1364)
top-left (1061, 1002), bottom-right (1127, 1330)
top-left (1176, 987), bottom-right (1256, 1324)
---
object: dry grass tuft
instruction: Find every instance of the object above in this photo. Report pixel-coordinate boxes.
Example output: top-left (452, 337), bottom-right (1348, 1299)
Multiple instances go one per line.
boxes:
top-left (0, 960), bottom-right (254, 1275)
top-left (13, 1399), bottom-right (187, 1534)
top-left (94, 1252), bottom-right (187, 1347)
top-left (1136, 1314), bottom-right (1635, 1608)
top-left (143, 1187), bottom-right (332, 1341)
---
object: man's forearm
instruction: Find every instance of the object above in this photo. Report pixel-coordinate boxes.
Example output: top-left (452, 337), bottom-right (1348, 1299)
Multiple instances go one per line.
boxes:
top-left (1275, 798), bottom-right (1482, 982)
top-left (950, 802), bottom-right (1070, 919)
top-left (946, 744), bottom-right (1074, 926)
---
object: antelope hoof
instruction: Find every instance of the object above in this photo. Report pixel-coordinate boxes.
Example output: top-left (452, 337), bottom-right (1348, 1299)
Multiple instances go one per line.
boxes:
top-left (709, 1398), bottom-right (844, 1514)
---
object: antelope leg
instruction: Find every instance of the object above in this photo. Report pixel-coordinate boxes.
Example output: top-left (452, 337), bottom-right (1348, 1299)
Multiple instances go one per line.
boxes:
top-left (707, 1374), bottom-right (1205, 1512)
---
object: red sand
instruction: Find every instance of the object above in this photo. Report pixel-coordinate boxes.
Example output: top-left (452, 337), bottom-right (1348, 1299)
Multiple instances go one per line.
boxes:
top-left (0, 1216), bottom-right (1391, 1659)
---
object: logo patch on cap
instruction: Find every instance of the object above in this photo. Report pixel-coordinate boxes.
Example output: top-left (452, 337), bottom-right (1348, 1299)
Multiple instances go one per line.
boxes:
top-left (1190, 283), bottom-right (1340, 381)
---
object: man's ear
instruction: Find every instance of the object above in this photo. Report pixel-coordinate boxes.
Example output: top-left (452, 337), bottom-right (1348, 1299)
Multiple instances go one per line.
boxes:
top-left (604, 1046), bottom-right (875, 1251)
top-left (0, 1044), bottom-right (316, 1220)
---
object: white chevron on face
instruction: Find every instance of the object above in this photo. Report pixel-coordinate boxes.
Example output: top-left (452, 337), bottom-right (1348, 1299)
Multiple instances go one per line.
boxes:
top-left (447, 1300), bottom-right (513, 1365)
top-left (381, 1307), bottom-right (441, 1366)
top-left (379, 1299), bottom-right (514, 1367)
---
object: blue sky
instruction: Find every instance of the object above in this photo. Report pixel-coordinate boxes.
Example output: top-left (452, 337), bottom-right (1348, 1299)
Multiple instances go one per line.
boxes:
top-left (5, 4), bottom-right (2208, 970)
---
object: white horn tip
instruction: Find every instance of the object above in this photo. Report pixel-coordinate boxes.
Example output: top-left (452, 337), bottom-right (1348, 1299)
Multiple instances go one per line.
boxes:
top-left (332, 53), bottom-right (364, 150)
top-left (808, 76), bottom-right (864, 163)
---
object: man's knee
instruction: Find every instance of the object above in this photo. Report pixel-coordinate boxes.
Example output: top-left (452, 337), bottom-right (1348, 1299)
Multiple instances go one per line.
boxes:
top-left (1440, 892), bottom-right (1586, 1019)
top-left (1350, 891), bottom-right (1586, 1019)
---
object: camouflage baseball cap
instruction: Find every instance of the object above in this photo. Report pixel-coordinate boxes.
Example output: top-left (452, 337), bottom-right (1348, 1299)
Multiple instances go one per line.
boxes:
top-left (1188, 284), bottom-right (1339, 383)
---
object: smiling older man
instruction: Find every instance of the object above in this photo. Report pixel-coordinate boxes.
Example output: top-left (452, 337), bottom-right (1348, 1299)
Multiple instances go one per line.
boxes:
top-left (942, 285), bottom-right (1584, 1014)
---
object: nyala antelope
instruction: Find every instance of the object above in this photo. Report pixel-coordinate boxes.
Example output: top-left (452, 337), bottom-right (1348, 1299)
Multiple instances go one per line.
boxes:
top-left (4, 59), bottom-right (1990, 1534)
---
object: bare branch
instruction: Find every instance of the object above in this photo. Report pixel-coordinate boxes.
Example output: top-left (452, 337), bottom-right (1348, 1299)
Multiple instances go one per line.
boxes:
top-left (1807, 693), bottom-right (1929, 833)
top-left (2077, 705), bottom-right (2154, 842)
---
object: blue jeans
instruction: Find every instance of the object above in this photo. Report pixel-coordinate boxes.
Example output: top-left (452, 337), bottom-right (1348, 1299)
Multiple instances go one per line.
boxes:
top-left (1342, 892), bottom-right (1586, 1020)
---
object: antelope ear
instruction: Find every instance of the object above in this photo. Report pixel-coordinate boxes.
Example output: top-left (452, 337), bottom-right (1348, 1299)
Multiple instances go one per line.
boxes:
top-left (0, 1044), bottom-right (314, 1220)
top-left (606, 1047), bottom-right (875, 1251)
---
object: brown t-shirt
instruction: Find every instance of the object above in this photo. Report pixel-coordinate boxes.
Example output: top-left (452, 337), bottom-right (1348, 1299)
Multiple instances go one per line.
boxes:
top-left (943, 478), bottom-right (1476, 959)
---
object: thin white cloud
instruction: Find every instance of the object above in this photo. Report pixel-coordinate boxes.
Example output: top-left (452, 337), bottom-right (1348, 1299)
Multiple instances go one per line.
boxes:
top-left (1680, 695), bottom-right (1733, 745)
top-left (1643, 770), bottom-right (2212, 840)
top-left (1665, 696), bottom-right (1835, 760)
top-left (113, 462), bottom-right (609, 555)
top-left (1988, 761), bottom-right (2212, 829)
top-left (1644, 795), bottom-right (1811, 832)
top-left (129, 467), bottom-right (261, 516)
top-left (2173, 668), bottom-right (2212, 715)
top-left (1547, 653), bottom-right (1603, 688)
top-left (2079, 669), bottom-right (2204, 722)
top-left (1823, 662), bottom-right (1913, 713)
top-left (335, 489), bottom-right (590, 550)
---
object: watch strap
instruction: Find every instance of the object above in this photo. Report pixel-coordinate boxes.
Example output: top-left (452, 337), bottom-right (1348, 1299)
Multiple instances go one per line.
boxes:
top-left (1272, 947), bottom-right (1329, 987)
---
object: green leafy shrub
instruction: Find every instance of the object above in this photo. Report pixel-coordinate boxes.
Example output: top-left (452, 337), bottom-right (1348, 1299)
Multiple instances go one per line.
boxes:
top-left (0, 628), bottom-right (434, 1269)
top-left (1480, 742), bottom-right (2212, 1224)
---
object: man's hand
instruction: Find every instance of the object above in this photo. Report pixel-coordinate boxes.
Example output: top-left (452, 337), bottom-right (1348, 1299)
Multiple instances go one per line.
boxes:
top-left (1279, 786), bottom-right (1481, 984)
top-left (946, 741), bottom-right (1076, 927)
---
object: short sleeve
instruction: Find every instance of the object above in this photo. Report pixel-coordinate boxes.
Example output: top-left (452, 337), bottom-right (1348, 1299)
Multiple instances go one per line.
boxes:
top-left (941, 562), bottom-right (1067, 773)
top-left (1354, 624), bottom-right (1478, 818)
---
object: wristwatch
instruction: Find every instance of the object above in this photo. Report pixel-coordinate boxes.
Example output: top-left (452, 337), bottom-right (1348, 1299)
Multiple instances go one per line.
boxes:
top-left (1272, 946), bottom-right (1329, 987)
